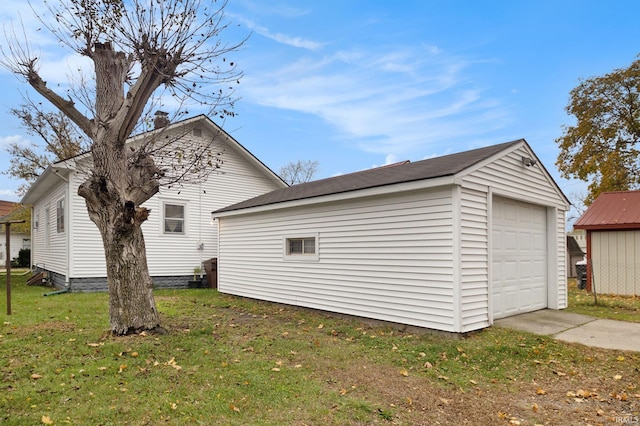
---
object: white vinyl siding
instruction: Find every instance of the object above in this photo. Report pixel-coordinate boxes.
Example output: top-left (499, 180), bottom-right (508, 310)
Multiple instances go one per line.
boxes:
top-left (591, 231), bottom-right (640, 296)
top-left (68, 132), bottom-right (283, 279)
top-left (219, 187), bottom-right (460, 331)
top-left (218, 142), bottom-right (568, 333)
top-left (31, 182), bottom-right (68, 276)
top-left (459, 187), bottom-right (490, 332)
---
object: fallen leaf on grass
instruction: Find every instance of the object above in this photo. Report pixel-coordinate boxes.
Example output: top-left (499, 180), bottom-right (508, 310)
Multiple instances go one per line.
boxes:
top-left (576, 389), bottom-right (595, 398)
top-left (611, 392), bottom-right (628, 401)
top-left (399, 368), bottom-right (409, 377)
top-left (229, 403), bottom-right (240, 412)
top-left (167, 357), bottom-right (182, 371)
top-left (532, 403), bottom-right (538, 413)
top-left (31, 374), bottom-right (42, 380)
top-left (536, 388), bottom-right (546, 395)
top-left (614, 374), bottom-right (622, 380)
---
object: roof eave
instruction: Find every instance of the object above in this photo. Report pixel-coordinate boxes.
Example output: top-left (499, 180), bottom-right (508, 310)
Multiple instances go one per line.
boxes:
top-left (214, 175), bottom-right (457, 218)
top-left (574, 223), bottom-right (640, 231)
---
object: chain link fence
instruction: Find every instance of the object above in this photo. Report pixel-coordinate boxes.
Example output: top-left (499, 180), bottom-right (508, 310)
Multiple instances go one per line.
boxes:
top-left (587, 258), bottom-right (640, 296)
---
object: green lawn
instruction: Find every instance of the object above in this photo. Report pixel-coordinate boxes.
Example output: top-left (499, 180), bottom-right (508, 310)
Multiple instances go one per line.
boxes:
top-left (1, 273), bottom-right (639, 425)
top-left (566, 278), bottom-right (640, 322)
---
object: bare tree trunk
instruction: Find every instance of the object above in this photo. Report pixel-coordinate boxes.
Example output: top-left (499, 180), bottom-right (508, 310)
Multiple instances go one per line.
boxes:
top-left (103, 224), bottom-right (161, 335)
top-left (79, 172), bottom-right (163, 335)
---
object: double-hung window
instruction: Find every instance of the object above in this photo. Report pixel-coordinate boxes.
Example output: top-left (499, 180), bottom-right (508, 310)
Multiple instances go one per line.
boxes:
top-left (164, 203), bottom-right (185, 234)
top-left (56, 198), bottom-right (65, 233)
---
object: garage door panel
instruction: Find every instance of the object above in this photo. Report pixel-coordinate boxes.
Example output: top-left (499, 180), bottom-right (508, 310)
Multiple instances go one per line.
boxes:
top-left (492, 197), bottom-right (547, 319)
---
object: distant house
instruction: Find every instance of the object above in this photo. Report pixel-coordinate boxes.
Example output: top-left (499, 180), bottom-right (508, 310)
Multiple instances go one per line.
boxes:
top-left (213, 139), bottom-right (570, 333)
top-left (0, 200), bottom-right (30, 262)
top-left (566, 235), bottom-right (585, 278)
top-left (574, 190), bottom-right (640, 296)
top-left (21, 115), bottom-right (287, 291)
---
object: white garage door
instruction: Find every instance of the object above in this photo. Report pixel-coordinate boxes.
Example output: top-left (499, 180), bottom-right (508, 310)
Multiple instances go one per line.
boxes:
top-left (492, 197), bottom-right (547, 319)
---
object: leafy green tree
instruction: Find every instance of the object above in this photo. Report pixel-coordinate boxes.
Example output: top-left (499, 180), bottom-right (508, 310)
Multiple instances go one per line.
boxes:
top-left (556, 58), bottom-right (640, 204)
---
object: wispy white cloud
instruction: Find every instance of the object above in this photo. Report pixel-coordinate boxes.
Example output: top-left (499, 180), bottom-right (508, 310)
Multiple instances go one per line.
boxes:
top-left (240, 42), bottom-right (511, 157)
top-left (233, 15), bottom-right (322, 50)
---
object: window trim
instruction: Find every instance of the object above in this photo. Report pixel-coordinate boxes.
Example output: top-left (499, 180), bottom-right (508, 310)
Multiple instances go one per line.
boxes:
top-left (283, 233), bottom-right (319, 262)
top-left (56, 198), bottom-right (65, 233)
top-left (162, 201), bottom-right (187, 235)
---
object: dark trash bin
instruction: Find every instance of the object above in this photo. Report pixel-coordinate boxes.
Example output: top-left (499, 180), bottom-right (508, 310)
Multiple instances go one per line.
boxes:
top-left (203, 258), bottom-right (218, 289)
top-left (576, 260), bottom-right (587, 290)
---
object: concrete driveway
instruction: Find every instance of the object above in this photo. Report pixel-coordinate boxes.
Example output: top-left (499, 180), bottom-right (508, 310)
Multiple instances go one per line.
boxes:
top-left (494, 309), bottom-right (640, 352)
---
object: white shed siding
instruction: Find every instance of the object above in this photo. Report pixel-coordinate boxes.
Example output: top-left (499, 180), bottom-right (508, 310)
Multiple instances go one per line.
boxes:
top-left (591, 231), bottom-right (640, 296)
top-left (553, 208), bottom-right (568, 308)
top-left (462, 145), bottom-right (567, 320)
top-left (462, 146), bottom-right (566, 206)
top-left (459, 187), bottom-right (490, 331)
top-left (68, 134), bottom-right (281, 279)
top-left (31, 181), bottom-right (68, 276)
top-left (219, 187), bottom-right (460, 331)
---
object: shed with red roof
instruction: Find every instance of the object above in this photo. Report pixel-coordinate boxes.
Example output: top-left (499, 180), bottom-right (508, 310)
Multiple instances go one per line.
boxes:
top-left (574, 191), bottom-right (640, 296)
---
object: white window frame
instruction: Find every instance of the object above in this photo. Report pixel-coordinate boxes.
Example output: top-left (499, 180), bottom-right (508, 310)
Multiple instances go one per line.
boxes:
top-left (163, 201), bottom-right (187, 235)
top-left (56, 198), bottom-right (65, 233)
top-left (283, 233), bottom-right (319, 262)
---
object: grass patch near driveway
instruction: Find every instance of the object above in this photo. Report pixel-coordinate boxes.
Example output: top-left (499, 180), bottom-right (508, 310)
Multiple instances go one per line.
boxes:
top-left (1, 273), bottom-right (639, 425)
top-left (566, 278), bottom-right (640, 323)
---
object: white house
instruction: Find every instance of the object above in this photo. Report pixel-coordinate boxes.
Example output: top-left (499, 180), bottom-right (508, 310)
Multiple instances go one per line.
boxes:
top-left (21, 115), bottom-right (287, 291)
top-left (0, 200), bottom-right (31, 262)
top-left (213, 140), bottom-right (570, 333)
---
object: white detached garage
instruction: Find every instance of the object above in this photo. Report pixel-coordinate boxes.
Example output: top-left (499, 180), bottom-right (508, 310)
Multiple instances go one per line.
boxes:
top-left (213, 140), bottom-right (569, 333)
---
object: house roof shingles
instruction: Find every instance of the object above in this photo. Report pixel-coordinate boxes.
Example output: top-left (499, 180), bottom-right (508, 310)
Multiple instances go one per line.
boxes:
top-left (215, 140), bottom-right (522, 214)
top-left (574, 191), bottom-right (640, 230)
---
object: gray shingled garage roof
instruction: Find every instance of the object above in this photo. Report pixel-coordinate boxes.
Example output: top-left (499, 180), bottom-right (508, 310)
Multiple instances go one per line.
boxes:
top-left (214, 140), bottom-right (522, 214)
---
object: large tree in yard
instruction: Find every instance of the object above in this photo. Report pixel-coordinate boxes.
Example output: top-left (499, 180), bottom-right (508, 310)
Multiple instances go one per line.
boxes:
top-left (556, 57), bottom-right (640, 204)
top-left (1, 0), bottom-right (243, 334)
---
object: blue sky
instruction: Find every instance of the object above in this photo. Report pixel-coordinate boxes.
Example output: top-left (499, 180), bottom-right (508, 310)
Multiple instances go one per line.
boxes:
top-left (1, 1), bottom-right (639, 222)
